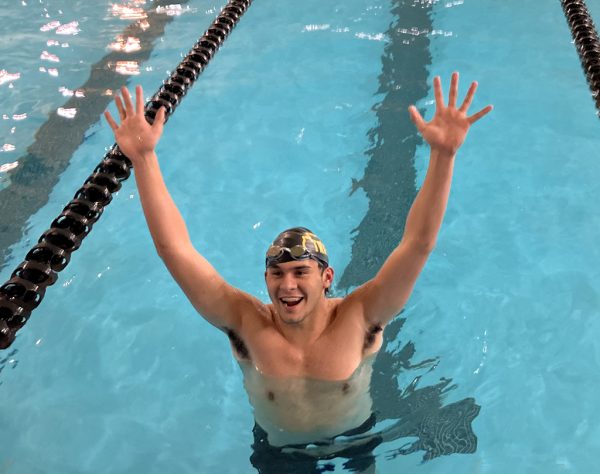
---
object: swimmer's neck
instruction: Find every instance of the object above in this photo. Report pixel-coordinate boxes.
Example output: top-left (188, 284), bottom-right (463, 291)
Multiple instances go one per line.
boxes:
top-left (270, 297), bottom-right (338, 348)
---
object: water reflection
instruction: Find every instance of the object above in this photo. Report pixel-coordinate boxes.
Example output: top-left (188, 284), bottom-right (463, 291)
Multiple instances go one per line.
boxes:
top-left (56, 107), bottom-right (77, 119)
top-left (111, 4), bottom-right (148, 21)
top-left (0, 161), bottom-right (18, 172)
top-left (58, 87), bottom-right (85, 98)
top-left (56, 21), bottom-right (80, 35)
top-left (0, 70), bottom-right (20, 86)
top-left (156, 5), bottom-right (188, 16)
top-left (370, 316), bottom-right (479, 462)
top-left (40, 20), bottom-right (61, 32)
top-left (114, 60), bottom-right (141, 75)
top-left (40, 51), bottom-right (60, 62)
top-left (38, 66), bottom-right (59, 77)
top-left (39, 20), bottom-right (79, 35)
top-left (109, 35), bottom-right (142, 53)
top-left (0, 347), bottom-right (19, 388)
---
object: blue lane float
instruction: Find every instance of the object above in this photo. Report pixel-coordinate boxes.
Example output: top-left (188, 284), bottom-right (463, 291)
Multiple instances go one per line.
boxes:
top-left (0, 0), bottom-right (253, 350)
top-left (561, 0), bottom-right (600, 114)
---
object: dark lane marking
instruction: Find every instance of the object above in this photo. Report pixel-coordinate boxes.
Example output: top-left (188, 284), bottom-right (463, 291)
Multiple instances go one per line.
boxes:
top-left (337, 0), bottom-right (428, 291)
top-left (338, 0), bottom-right (481, 460)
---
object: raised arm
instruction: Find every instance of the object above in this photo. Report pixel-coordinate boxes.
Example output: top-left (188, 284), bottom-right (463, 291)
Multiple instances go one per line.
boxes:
top-left (104, 86), bottom-right (260, 331)
top-left (354, 72), bottom-right (493, 327)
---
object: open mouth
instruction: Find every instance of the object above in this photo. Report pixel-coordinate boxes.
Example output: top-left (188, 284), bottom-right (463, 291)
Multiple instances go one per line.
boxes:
top-left (280, 297), bottom-right (304, 308)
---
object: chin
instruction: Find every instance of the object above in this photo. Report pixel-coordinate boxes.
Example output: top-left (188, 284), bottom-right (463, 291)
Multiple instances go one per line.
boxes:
top-left (278, 307), bottom-right (309, 325)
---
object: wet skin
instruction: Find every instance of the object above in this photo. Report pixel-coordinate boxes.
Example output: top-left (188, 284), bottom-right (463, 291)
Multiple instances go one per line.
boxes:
top-left (220, 260), bottom-right (384, 442)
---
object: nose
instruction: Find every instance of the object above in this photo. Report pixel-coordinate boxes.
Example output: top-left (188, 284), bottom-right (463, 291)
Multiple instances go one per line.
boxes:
top-left (281, 272), bottom-right (298, 291)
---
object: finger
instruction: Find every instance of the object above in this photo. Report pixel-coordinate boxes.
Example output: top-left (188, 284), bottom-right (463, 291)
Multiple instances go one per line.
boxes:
top-left (121, 86), bottom-right (135, 115)
top-left (104, 110), bottom-right (119, 132)
top-left (448, 72), bottom-right (459, 108)
top-left (136, 85), bottom-right (144, 115)
top-left (433, 76), bottom-right (445, 109)
top-left (459, 81), bottom-right (478, 113)
top-left (152, 106), bottom-right (166, 130)
top-left (408, 105), bottom-right (426, 132)
top-left (467, 105), bottom-right (493, 124)
top-left (115, 96), bottom-right (126, 121)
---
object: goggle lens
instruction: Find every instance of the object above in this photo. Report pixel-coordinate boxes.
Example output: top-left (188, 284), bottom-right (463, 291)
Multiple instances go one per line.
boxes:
top-left (266, 245), bottom-right (309, 259)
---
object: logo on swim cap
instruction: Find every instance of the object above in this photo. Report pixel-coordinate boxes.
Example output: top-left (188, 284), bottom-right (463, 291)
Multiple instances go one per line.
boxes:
top-left (265, 227), bottom-right (328, 268)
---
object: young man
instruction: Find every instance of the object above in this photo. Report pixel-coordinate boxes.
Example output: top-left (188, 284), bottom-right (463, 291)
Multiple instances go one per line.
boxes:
top-left (105, 72), bottom-right (492, 456)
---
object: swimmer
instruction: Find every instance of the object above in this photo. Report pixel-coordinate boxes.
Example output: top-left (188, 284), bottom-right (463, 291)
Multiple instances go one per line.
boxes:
top-left (105, 72), bottom-right (492, 469)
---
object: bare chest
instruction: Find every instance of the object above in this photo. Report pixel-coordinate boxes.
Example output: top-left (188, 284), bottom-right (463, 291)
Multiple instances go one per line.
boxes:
top-left (238, 322), bottom-right (383, 380)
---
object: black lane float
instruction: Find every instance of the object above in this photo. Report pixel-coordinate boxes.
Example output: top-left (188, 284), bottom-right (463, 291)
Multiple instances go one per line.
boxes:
top-left (0, 0), bottom-right (253, 349)
top-left (561, 0), bottom-right (600, 114)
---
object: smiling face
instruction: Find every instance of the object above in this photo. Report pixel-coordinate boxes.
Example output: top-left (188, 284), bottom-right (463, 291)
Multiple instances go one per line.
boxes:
top-left (265, 259), bottom-right (334, 325)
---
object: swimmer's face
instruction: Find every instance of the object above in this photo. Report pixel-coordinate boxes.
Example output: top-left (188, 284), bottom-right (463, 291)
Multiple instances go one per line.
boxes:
top-left (265, 259), bottom-right (334, 324)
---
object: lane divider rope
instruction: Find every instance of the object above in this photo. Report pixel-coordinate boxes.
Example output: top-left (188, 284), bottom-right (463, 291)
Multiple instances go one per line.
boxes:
top-left (561, 0), bottom-right (600, 114)
top-left (0, 0), bottom-right (253, 349)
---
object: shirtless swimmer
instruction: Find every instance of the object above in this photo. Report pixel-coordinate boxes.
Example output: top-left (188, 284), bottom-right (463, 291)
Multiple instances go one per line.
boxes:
top-left (104, 72), bottom-right (493, 462)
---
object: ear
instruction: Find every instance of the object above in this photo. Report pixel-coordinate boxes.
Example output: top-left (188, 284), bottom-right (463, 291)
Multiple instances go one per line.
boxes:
top-left (322, 267), bottom-right (334, 290)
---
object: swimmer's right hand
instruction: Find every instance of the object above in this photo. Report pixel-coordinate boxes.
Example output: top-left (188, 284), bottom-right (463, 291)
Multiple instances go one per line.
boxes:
top-left (104, 85), bottom-right (166, 165)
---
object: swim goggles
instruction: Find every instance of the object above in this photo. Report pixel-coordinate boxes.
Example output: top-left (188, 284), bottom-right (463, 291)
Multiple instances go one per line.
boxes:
top-left (265, 244), bottom-right (328, 267)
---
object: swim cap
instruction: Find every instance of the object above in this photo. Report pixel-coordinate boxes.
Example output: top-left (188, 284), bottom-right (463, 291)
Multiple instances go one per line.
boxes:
top-left (265, 227), bottom-right (329, 268)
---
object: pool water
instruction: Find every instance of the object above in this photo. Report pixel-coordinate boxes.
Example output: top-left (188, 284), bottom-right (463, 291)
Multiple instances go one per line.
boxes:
top-left (1, 0), bottom-right (600, 472)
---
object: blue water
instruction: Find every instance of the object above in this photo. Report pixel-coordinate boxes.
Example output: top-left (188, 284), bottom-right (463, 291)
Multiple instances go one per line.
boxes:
top-left (2, 0), bottom-right (600, 472)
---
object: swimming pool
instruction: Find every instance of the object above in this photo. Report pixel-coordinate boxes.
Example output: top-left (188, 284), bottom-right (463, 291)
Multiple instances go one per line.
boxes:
top-left (2, 0), bottom-right (600, 472)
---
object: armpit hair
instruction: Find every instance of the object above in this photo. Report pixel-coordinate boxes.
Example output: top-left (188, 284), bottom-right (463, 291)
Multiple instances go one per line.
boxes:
top-left (363, 324), bottom-right (383, 351)
top-left (225, 328), bottom-right (250, 360)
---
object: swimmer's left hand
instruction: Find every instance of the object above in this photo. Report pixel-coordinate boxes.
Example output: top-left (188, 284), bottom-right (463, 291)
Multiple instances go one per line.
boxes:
top-left (408, 72), bottom-right (493, 156)
top-left (104, 85), bottom-right (166, 165)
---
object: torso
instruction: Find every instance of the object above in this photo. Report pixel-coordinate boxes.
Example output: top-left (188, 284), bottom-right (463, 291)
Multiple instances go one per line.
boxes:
top-left (239, 353), bottom-right (376, 446)
top-left (225, 297), bottom-right (384, 445)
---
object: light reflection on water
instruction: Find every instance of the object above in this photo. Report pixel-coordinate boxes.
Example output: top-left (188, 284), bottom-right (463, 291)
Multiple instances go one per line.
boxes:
top-left (0, 70), bottom-right (21, 86)
top-left (111, 4), bottom-right (148, 21)
top-left (1, 1), bottom-right (191, 158)
top-left (109, 35), bottom-right (142, 52)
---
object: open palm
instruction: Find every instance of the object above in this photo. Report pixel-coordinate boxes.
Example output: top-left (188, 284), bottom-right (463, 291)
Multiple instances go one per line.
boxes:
top-left (409, 73), bottom-right (493, 156)
top-left (104, 85), bottom-right (166, 164)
